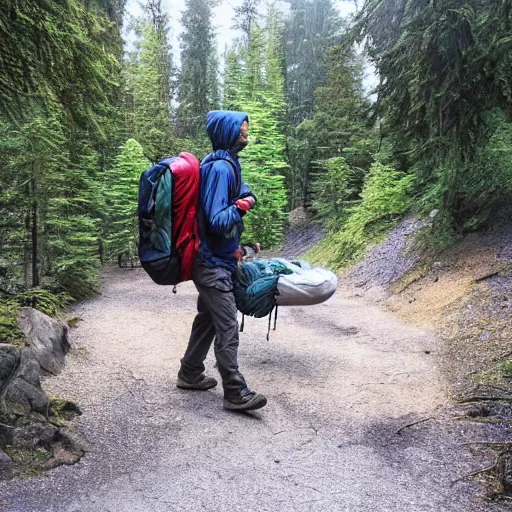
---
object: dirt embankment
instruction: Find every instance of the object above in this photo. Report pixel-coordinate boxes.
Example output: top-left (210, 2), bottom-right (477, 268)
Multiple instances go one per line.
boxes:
top-left (341, 208), bottom-right (512, 499)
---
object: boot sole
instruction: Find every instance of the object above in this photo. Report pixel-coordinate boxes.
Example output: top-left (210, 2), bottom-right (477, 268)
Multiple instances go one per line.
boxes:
top-left (223, 394), bottom-right (268, 411)
top-left (176, 378), bottom-right (217, 391)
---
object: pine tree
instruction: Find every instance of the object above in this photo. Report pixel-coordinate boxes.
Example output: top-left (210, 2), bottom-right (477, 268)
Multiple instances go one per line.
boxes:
top-left (232, 0), bottom-right (262, 44)
top-left (354, 0), bottom-right (512, 231)
top-left (0, 0), bottom-right (120, 125)
top-left (103, 139), bottom-right (151, 262)
top-left (289, 42), bottom-right (375, 210)
top-left (177, 0), bottom-right (219, 137)
top-left (285, 0), bottom-right (342, 126)
top-left (223, 47), bottom-right (245, 111)
top-left (228, 8), bottom-right (289, 248)
top-left (125, 2), bottom-right (175, 161)
top-left (0, 1), bottom-right (123, 300)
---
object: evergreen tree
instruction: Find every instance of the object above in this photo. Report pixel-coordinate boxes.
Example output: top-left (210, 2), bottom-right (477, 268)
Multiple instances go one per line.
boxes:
top-left (176, 0), bottom-right (219, 137)
top-left (228, 8), bottom-right (289, 248)
top-left (0, 1), bottom-right (123, 300)
top-left (354, 0), bottom-right (512, 231)
top-left (232, 0), bottom-right (262, 45)
top-left (285, 0), bottom-right (342, 126)
top-left (124, 1), bottom-right (175, 161)
top-left (223, 47), bottom-right (244, 111)
top-left (288, 43), bottom-right (375, 209)
top-left (103, 139), bottom-right (151, 261)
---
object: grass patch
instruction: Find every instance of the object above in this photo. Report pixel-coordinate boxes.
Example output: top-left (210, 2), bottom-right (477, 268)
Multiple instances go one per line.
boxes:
top-left (66, 316), bottom-right (82, 328)
top-left (48, 397), bottom-right (82, 425)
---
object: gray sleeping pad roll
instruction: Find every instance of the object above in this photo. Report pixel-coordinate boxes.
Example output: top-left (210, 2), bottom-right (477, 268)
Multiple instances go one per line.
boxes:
top-left (271, 258), bottom-right (338, 306)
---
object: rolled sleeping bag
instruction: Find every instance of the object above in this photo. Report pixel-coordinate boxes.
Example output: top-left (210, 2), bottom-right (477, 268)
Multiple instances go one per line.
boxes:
top-left (270, 258), bottom-right (338, 306)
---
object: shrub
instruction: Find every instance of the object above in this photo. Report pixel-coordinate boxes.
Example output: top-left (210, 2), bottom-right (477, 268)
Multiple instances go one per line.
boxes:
top-left (306, 161), bottom-right (414, 269)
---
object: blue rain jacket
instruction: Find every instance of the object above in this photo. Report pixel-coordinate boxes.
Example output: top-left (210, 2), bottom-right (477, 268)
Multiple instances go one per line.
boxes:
top-left (197, 110), bottom-right (256, 272)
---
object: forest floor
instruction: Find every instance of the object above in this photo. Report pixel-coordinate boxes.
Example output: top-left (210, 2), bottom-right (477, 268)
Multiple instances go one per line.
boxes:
top-left (0, 258), bottom-right (509, 510)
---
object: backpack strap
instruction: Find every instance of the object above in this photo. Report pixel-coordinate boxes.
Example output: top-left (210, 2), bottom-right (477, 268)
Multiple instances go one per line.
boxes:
top-left (216, 157), bottom-right (241, 197)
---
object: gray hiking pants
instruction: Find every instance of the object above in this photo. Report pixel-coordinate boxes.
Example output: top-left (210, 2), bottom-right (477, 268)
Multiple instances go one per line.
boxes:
top-left (180, 259), bottom-right (248, 398)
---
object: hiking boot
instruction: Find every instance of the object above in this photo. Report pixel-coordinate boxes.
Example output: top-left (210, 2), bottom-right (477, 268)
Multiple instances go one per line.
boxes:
top-left (223, 389), bottom-right (267, 411)
top-left (176, 373), bottom-right (218, 391)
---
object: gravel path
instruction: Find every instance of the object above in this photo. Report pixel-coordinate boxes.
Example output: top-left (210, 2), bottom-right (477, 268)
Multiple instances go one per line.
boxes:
top-left (0, 268), bottom-right (505, 512)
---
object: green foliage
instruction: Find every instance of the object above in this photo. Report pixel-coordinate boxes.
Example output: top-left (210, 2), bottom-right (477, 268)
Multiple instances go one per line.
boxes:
top-left (285, 0), bottom-right (342, 126)
top-left (0, 0), bottom-right (123, 303)
top-left (310, 157), bottom-right (364, 231)
top-left (48, 397), bottom-right (82, 423)
top-left (177, 0), bottom-right (219, 137)
top-left (306, 162), bottom-right (414, 269)
top-left (226, 8), bottom-right (289, 249)
top-left (240, 103), bottom-right (288, 248)
top-left (432, 115), bottom-right (512, 233)
top-left (286, 37), bottom-right (376, 209)
top-left (0, 290), bottom-right (70, 344)
top-left (223, 47), bottom-right (245, 111)
top-left (232, 0), bottom-right (261, 42)
top-left (124, 10), bottom-right (175, 161)
top-left (354, 0), bottom-right (512, 231)
top-left (104, 139), bottom-right (151, 260)
top-left (0, 108), bottom-right (106, 300)
top-left (0, 0), bottom-right (120, 126)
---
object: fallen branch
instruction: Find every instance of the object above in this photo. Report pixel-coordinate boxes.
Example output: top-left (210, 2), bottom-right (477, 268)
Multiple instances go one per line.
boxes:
top-left (474, 271), bottom-right (500, 283)
top-left (478, 384), bottom-right (511, 393)
top-left (0, 422), bottom-right (14, 429)
top-left (458, 396), bottom-right (512, 404)
top-left (454, 416), bottom-right (512, 425)
top-left (460, 441), bottom-right (512, 447)
top-left (395, 416), bottom-right (434, 435)
top-left (451, 459), bottom-right (498, 486)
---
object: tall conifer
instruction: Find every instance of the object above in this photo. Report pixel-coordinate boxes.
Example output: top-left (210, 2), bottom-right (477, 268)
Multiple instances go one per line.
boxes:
top-left (177, 0), bottom-right (219, 137)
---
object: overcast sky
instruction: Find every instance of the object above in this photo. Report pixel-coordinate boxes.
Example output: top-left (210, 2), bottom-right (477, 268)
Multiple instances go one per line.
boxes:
top-left (125, 1), bottom-right (359, 55)
top-left (124, 0), bottom-right (377, 94)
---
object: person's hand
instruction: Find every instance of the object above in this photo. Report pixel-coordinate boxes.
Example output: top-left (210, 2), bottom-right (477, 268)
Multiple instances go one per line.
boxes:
top-left (235, 196), bottom-right (256, 212)
top-left (233, 246), bottom-right (243, 262)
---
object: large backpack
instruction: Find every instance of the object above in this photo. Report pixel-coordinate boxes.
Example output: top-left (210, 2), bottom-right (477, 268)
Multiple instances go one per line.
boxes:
top-left (138, 152), bottom-right (200, 286)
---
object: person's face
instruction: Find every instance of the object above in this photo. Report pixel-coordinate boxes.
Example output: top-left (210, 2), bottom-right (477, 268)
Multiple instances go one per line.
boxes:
top-left (240, 121), bottom-right (249, 143)
top-left (231, 121), bottom-right (249, 154)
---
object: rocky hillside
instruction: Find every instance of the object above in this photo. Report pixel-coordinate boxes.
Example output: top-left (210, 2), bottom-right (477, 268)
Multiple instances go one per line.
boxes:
top-left (340, 208), bottom-right (512, 499)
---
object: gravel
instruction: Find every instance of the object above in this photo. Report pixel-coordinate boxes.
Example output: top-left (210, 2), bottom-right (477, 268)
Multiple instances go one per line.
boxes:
top-left (0, 267), bottom-right (507, 511)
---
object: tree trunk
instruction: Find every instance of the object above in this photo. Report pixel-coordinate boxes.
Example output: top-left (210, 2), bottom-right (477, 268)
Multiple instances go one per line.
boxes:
top-left (30, 176), bottom-right (39, 287)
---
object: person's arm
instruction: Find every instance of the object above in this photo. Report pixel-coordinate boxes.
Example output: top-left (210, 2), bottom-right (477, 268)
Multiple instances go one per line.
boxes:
top-left (203, 161), bottom-right (243, 238)
top-left (239, 182), bottom-right (257, 203)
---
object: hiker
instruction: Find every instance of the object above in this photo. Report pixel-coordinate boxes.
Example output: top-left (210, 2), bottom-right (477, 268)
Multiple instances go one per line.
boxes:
top-left (176, 110), bottom-right (267, 411)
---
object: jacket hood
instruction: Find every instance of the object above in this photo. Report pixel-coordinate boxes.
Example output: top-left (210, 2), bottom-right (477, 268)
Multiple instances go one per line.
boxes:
top-left (206, 110), bottom-right (249, 151)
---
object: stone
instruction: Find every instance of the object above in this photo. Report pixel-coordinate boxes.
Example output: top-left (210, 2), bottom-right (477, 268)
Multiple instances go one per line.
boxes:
top-left (4, 348), bottom-right (48, 415)
top-left (0, 447), bottom-right (12, 464)
top-left (500, 453), bottom-right (512, 495)
top-left (0, 447), bottom-right (13, 479)
top-left (56, 427), bottom-right (92, 454)
top-left (10, 422), bottom-right (58, 451)
top-left (0, 344), bottom-right (20, 387)
top-left (18, 307), bottom-right (70, 375)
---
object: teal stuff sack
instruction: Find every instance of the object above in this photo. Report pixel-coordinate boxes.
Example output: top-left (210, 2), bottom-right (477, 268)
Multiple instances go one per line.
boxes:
top-left (234, 259), bottom-right (293, 318)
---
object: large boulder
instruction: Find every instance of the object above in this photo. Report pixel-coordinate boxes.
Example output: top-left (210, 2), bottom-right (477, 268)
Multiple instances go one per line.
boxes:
top-left (0, 344), bottom-right (20, 394)
top-left (0, 344), bottom-right (49, 416)
top-left (17, 307), bottom-right (70, 375)
top-left (0, 308), bottom-right (90, 479)
top-left (1, 307), bottom-right (70, 416)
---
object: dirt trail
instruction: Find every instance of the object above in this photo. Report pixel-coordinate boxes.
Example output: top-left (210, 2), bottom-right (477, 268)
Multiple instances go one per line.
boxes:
top-left (0, 268), bottom-right (505, 511)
